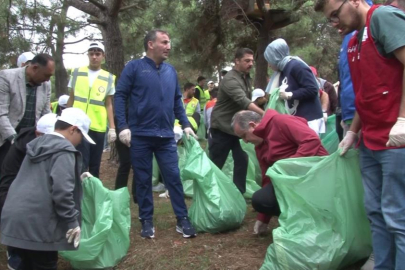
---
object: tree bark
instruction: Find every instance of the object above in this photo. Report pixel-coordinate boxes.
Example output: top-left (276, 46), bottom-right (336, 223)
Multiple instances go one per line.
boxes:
top-left (53, 1), bottom-right (69, 98)
top-left (68, 0), bottom-right (126, 79)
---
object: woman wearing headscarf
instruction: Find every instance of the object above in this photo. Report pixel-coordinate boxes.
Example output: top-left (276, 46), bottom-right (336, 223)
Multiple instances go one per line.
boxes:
top-left (264, 38), bottom-right (325, 135)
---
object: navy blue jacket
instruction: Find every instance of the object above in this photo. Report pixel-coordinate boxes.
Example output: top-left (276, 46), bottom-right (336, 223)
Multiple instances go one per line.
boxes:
top-left (115, 57), bottom-right (190, 138)
top-left (280, 59), bottom-right (323, 121)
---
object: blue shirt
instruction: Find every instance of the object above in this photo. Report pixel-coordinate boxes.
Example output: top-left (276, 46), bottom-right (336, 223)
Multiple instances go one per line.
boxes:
top-left (114, 57), bottom-right (190, 138)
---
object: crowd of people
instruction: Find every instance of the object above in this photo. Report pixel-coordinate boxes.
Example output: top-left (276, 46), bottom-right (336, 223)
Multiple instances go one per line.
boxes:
top-left (0, 0), bottom-right (404, 269)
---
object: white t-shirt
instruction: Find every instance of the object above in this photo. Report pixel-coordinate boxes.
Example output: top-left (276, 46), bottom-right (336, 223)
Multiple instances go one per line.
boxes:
top-left (68, 68), bottom-right (115, 96)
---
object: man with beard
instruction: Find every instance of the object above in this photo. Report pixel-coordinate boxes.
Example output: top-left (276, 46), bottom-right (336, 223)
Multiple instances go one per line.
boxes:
top-left (315, 1), bottom-right (405, 268)
top-left (209, 48), bottom-right (264, 194)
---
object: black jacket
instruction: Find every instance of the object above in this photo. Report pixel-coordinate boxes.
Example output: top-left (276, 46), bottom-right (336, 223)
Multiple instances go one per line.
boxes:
top-left (0, 127), bottom-right (36, 214)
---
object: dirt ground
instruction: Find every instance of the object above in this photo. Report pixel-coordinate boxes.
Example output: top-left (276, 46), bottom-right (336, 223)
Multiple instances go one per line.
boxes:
top-left (0, 151), bottom-right (366, 270)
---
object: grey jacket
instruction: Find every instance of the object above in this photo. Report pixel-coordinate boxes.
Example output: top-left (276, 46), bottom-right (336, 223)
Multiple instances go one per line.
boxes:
top-left (211, 69), bottom-right (252, 135)
top-left (0, 67), bottom-right (51, 146)
top-left (1, 134), bottom-right (82, 251)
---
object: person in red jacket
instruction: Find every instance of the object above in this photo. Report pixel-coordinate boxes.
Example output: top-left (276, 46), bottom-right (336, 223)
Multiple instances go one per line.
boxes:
top-left (232, 110), bottom-right (328, 234)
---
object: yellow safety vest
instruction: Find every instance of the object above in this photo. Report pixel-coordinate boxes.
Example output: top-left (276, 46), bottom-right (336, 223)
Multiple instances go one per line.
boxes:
top-left (51, 101), bottom-right (58, 113)
top-left (204, 89), bottom-right (210, 103)
top-left (71, 66), bottom-right (115, 132)
top-left (175, 97), bottom-right (199, 131)
top-left (195, 85), bottom-right (207, 110)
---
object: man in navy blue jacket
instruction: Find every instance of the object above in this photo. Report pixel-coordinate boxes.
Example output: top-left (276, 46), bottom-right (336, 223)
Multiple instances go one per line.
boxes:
top-left (115, 29), bottom-right (197, 239)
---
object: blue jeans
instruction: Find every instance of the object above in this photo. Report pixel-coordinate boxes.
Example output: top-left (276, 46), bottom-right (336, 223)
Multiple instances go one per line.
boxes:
top-left (360, 142), bottom-right (405, 270)
top-left (130, 136), bottom-right (188, 221)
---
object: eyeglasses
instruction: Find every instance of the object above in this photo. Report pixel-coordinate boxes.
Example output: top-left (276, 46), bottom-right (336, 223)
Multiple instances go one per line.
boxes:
top-left (327, 0), bottom-right (347, 24)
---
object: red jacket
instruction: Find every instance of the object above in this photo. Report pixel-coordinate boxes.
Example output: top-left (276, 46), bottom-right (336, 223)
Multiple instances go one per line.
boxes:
top-left (253, 110), bottom-right (328, 223)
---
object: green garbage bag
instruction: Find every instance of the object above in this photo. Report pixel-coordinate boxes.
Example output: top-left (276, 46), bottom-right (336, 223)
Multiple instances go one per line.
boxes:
top-left (178, 145), bottom-right (193, 198)
top-left (320, 114), bottom-right (340, 154)
top-left (182, 137), bottom-right (247, 233)
top-left (221, 152), bottom-right (260, 199)
top-left (60, 177), bottom-right (131, 269)
top-left (261, 150), bottom-right (372, 270)
top-left (152, 154), bottom-right (160, 186)
top-left (196, 114), bottom-right (206, 140)
top-left (240, 140), bottom-right (262, 186)
top-left (265, 88), bottom-right (289, 114)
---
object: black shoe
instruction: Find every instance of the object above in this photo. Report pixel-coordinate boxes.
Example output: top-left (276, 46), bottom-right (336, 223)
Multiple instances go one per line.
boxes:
top-left (141, 220), bottom-right (155, 239)
top-left (176, 217), bottom-right (197, 238)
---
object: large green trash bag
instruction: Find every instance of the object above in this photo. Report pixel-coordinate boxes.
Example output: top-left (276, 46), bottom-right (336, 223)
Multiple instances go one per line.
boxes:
top-left (320, 114), bottom-right (340, 154)
top-left (261, 150), bottom-right (372, 270)
top-left (182, 137), bottom-right (247, 233)
top-left (240, 140), bottom-right (262, 186)
top-left (221, 152), bottom-right (260, 199)
top-left (265, 88), bottom-right (289, 114)
top-left (60, 177), bottom-right (131, 269)
top-left (196, 114), bottom-right (206, 140)
top-left (178, 145), bottom-right (193, 198)
top-left (152, 154), bottom-right (160, 186)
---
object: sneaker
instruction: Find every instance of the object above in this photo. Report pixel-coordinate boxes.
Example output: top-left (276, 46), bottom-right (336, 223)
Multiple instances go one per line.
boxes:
top-left (176, 217), bottom-right (197, 238)
top-left (141, 220), bottom-right (155, 239)
top-left (7, 249), bottom-right (21, 270)
top-left (360, 253), bottom-right (374, 270)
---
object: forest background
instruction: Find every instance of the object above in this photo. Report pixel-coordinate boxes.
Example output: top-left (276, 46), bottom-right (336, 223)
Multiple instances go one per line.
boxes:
top-left (0, 0), bottom-right (384, 100)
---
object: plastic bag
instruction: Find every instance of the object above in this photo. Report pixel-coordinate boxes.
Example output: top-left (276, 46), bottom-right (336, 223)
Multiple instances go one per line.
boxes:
top-left (265, 88), bottom-right (289, 114)
top-left (178, 145), bottom-right (193, 198)
top-left (240, 140), bottom-right (262, 186)
top-left (182, 137), bottom-right (246, 233)
top-left (60, 177), bottom-right (131, 269)
top-left (222, 152), bottom-right (260, 199)
top-left (196, 114), bottom-right (206, 140)
top-left (320, 114), bottom-right (340, 154)
top-left (261, 150), bottom-right (372, 270)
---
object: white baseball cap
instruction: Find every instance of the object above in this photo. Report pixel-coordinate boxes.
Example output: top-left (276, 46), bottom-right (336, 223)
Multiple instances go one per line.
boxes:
top-left (36, 113), bottom-right (57, 134)
top-left (207, 81), bottom-right (214, 85)
top-left (17, 52), bottom-right (35, 67)
top-left (58, 108), bottom-right (95, 144)
top-left (88, 42), bottom-right (105, 53)
top-left (252, 88), bottom-right (265, 102)
top-left (58, 95), bottom-right (70, 107)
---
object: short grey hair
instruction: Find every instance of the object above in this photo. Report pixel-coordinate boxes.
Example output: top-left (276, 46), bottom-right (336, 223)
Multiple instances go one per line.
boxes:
top-left (144, 29), bottom-right (169, 52)
top-left (231, 111), bottom-right (262, 130)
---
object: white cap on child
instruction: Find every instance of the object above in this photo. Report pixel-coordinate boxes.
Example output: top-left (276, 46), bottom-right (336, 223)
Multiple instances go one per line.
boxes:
top-left (58, 108), bottom-right (95, 144)
top-left (36, 113), bottom-right (57, 134)
top-left (58, 95), bottom-right (70, 108)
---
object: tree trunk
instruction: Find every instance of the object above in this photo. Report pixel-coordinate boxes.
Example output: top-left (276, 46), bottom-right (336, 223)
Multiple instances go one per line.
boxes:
top-left (53, 1), bottom-right (69, 98)
top-left (254, 22), bottom-right (271, 90)
top-left (100, 16), bottom-right (124, 80)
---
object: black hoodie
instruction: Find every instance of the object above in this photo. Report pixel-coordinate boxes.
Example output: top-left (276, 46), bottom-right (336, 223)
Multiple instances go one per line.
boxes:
top-left (0, 127), bottom-right (36, 213)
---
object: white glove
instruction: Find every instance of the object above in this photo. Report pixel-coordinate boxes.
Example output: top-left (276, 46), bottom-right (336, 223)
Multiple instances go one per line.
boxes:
top-left (66, 226), bottom-right (81, 248)
top-left (80, 172), bottom-right (93, 181)
top-left (184, 127), bottom-right (198, 139)
top-left (108, 128), bottom-right (117, 143)
top-left (339, 131), bottom-right (358, 156)
top-left (119, 129), bottom-right (131, 147)
top-left (159, 190), bottom-right (170, 198)
top-left (323, 112), bottom-right (328, 123)
top-left (253, 220), bottom-right (268, 235)
top-left (173, 126), bottom-right (183, 142)
top-left (386, 117), bottom-right (405, 147)
top-left (279, 91), bottom-right (293, 100)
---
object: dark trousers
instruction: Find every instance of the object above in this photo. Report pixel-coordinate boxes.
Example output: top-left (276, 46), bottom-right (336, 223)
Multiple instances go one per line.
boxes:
top-left (13, 247), bottom-right (57, 270)
top-left (252, 183), bottom-right (281, 217)
top-left (335, 110), bottom-right (344, 142)
top-left (115, 138), bottom-right (137, 202)
top-left (76, 130), bottom-right (106, 178)
top-left (0, 141), bottom-right (11, 175)
top-left (130, 136), bottom-right (188, 221)
top-left (209, 128), bottom-right (248, 194)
